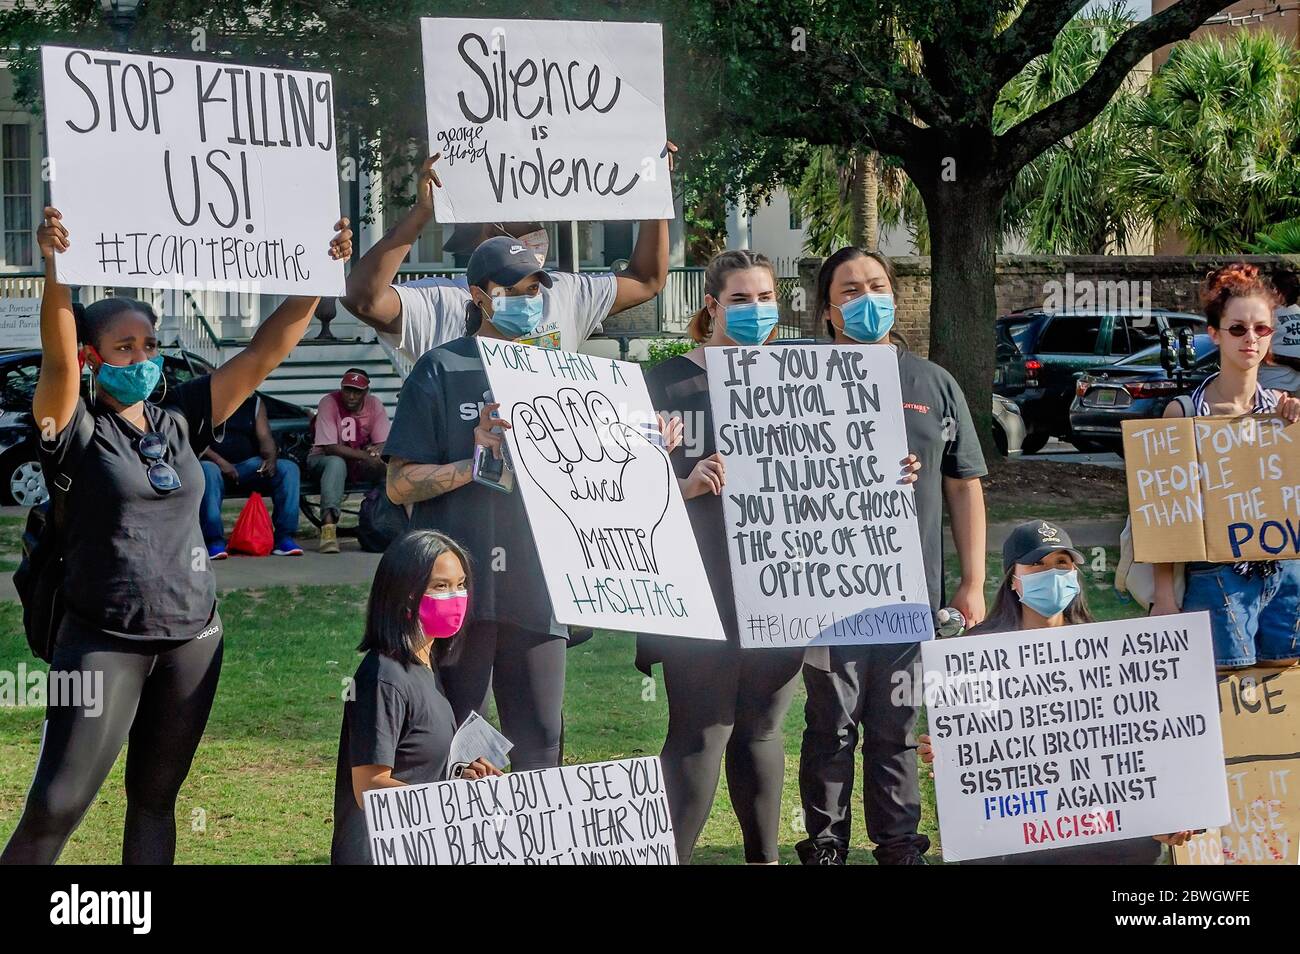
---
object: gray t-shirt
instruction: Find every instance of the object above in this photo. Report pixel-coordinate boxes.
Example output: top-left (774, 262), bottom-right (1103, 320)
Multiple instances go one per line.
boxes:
top-left (380, 271), bottom-right (618, 367)
top-left (384, 335), bottom-right (563, 636)
top-left (40, 379), bottom-right (217, 640)
top-left (1257, 362), bottom-right (1300, 396)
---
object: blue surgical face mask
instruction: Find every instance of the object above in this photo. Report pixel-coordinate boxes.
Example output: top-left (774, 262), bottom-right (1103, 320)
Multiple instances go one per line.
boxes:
top-left (838, 292), bottom-right (895, 343)
top-left (486, 293), bottom-right (544, 340)
top-left (96, 355), bottom-right (164, 405)
top-left (1016, 567), bottom-right (1081, 618)
top-left (722, 301), bottom-right (780, 346)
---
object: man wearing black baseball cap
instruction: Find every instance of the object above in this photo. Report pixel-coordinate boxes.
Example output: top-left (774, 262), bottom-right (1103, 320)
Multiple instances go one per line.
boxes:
top-left (341, 150), bottom-right (674, 366)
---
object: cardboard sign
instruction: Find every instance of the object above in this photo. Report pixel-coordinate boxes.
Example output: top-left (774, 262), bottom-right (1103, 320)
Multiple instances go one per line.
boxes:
top-left (479, 339), bottom-right (724, 640)
top-left (1174, 666), bottom-right (1300, 865)
top-left (921, 613), bottom-right (1229, 862)
top-left (41, 46), bottom-right (344, 295)
top-left (1123, 414), bottom-right (1300, 562)
top-left (363, 756), bottom-right (676, 865)
top-left (705, 345), bottom-right (932, 648)
top-left (0, 299), bottom-right (41, 350)
top-left (419, 18), bottom-right (674, 222)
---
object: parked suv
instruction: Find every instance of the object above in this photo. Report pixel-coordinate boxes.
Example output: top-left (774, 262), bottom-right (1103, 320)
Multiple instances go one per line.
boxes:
top-left (995, 308), bottom-right (1206, 453)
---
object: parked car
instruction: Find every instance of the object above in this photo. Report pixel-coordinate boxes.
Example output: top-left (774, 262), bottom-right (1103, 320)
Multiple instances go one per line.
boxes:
top-left (992, 394), bottom-right (1024, 457)
top-left (0, 349), bottom-right (311, 506)
top-left (1068, 333), bottom-right (1218, 456)
top-left (995, 308), bottom-right (1206, 453)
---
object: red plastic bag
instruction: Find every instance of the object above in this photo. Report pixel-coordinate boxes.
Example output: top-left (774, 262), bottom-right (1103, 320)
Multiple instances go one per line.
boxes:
top-left (228, 492), bottom-right (274, 556)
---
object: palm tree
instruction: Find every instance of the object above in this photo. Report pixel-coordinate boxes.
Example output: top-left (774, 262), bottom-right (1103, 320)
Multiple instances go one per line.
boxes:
top-left (996, 1), bottom-right (1142, 254)
top-left (1119, 30), bottom-right (1300, 253)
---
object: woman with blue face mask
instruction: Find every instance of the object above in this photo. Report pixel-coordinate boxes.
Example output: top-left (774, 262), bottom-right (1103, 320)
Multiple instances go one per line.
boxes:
top-left (1, 207), bottom-right (351, 865)
top-left (637, 249), bottom-right (920, 864)
top-left (917, 520), bottom-right (1191, 864)
top-left (798, 246), bottom-right (988, 865)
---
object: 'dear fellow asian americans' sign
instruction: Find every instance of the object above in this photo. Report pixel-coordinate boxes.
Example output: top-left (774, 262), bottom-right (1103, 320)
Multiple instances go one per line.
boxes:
top-left (41, 46), bottom-right (344, 295)
top-left (419, 17), bottom-right (675, 223)
top-left (1122, 414), bottom-right (1300, 562)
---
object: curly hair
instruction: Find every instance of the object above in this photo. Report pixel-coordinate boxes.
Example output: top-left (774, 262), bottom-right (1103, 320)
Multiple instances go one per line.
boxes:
top-left (1199, 263), bottom-right (1283, 328)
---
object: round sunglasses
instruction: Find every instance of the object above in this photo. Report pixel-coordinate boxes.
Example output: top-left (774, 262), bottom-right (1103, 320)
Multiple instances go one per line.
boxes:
top-left (138, 431), bottom-right (181, 494)
top-left (1223, 323), bottom-right (1275, 338)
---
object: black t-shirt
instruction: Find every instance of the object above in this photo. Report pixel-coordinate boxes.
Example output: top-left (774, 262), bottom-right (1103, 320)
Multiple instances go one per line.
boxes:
top-left (331, 650), bottom-right (457, 865)
top-left (897, 349), bottom-right (987, 610)
top-left (209, 395), bottom-right (259, 464)
top-left (40, 378), bottom-right (217, 640)
top-left (384, 335), bottom-right (563, 636)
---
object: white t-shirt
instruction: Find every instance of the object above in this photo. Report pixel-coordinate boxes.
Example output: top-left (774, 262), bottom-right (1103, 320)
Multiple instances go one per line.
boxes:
top-left (379, 271), bottom-right (618, 366)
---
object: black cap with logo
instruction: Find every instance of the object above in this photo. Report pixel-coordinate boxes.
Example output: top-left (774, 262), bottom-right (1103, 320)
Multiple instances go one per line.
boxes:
top-left (466, 236), bottom-right (553, 292)
top-left (1001, 520), bottom-right (1085, 573)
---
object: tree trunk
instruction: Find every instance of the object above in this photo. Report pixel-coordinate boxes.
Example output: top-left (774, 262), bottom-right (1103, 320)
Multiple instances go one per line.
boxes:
top-left (923, 178), bottom-right (1003, 464)
top-left (851, 150), bottom-right (879, 249)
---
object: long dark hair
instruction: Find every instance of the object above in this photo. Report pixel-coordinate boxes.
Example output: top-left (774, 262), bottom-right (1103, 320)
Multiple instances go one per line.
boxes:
top-left (815, 246), bottom-right (909, 348)
top-left (969, 564), bottom-right (1094, 635)
top-left (359, 530), bottom-right (472, 668)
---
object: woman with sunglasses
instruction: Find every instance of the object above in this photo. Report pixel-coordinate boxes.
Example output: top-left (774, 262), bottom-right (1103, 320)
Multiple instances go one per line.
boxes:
top-left (0, 207), bottom-right (351, 864)
top-left (1152, 264), bottom-right (1300, 670)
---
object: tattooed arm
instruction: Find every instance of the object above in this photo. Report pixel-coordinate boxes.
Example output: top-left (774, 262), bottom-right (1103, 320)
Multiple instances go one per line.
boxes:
top-left (386, 457), bottom-right (473, 505)
top-left (385, 403), bottom-right (510, 505)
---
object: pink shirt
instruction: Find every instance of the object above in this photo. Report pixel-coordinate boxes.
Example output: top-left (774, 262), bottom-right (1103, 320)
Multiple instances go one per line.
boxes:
top-left (312, 392), bottom-right (390, 451)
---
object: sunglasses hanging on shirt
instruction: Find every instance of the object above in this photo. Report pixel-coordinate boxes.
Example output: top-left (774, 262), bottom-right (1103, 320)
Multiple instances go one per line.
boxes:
top-left (138, 431), bottom-right (182, 494)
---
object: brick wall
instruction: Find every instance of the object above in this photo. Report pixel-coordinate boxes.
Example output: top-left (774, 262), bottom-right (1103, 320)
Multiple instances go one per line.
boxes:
top-left (797, 254), bottom-right (1300, 357)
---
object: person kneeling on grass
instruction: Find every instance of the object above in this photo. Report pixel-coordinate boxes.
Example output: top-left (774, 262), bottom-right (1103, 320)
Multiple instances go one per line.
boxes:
top-left (307, 368), bottom-right (390, 554)
top-left (331, 530), bottom-right (501, 865)
top-left (918, 520), bottom-right (1192, 864)
top-left (200, 392), bottom-right (302, 558)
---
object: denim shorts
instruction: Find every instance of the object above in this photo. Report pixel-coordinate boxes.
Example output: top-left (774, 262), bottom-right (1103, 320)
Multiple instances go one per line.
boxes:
top-left (1182, 561), bottom-right (1300, 667)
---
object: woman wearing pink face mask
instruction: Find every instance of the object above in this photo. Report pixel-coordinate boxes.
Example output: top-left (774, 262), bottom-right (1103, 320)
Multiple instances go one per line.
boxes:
top-left (331, 530), bottom-right (501, 864)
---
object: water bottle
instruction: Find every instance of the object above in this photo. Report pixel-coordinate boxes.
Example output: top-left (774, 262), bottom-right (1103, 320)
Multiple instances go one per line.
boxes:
top-left (935, 607), bottom-right (966, 638)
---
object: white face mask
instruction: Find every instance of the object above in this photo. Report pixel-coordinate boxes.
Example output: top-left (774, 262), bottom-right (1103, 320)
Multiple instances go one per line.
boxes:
top-left (518, 229), bottom-right (549, 267)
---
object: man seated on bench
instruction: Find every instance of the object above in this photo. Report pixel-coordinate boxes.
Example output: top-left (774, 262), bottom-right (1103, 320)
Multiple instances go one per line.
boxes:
top-left (200, 393), bottom-right (303, 558)
top-left (308, 368), bottom-right (390, 554)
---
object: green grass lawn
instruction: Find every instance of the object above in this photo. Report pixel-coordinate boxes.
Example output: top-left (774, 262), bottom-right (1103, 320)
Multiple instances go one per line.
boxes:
top-left (0, 548), bottom-right (1142, 865)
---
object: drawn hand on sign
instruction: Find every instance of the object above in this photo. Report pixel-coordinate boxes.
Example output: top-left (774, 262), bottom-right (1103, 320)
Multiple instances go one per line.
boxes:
top-left (511, 388), bottom-right (671, 574)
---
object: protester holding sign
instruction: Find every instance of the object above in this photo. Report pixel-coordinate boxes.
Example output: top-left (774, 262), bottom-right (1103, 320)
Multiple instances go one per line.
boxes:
top-left (0, 208), bottom-right (350, 865)
top-left (797, 247), bottom-right (987, 865)
top-left (385, 237), bottom-right (679, 773)
top-left (1152, 264), bottom-right (1300, 671)
top-left (332, 530), bottom-right (500, 865)
top-left (638, 249), bottom-right (922, 864)
top-left (918, 520), bottom-right (1189, 864)
top-left (342, 151), bottom-right (675, 368)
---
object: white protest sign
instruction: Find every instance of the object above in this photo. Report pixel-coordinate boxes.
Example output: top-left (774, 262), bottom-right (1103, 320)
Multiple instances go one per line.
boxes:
top-left (921, 613), bottom-right (1230, 862)
top-left (420, 18), bottom-right (674, 222)
top-left (0, 299), bottom-right (41, 349)
top-left (479, 338), bottom-right (724, 640)
top-left (706, 344), bottom-right (932, 648)
top-left (41, 46), bottom-right (344, 295)
top-left (363, 756), bottom-right (676, 865)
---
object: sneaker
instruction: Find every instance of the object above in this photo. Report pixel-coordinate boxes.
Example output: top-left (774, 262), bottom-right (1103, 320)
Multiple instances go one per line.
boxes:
top-left (795, 839), bottom-right (846, 866)
top-left (879, 851), bottom-right (928, 866)
top-left (273, 536), bottom-right (303, 556)
top-left (207, 541), bottom-right (229, 561)
top-left (319, 524), bottom-right (340, 554)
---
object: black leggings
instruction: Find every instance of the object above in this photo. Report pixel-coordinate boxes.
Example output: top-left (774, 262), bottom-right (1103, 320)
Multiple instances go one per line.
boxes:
top-left (658, 643), bottom-right (803, 864)
top-left (439, 620), bottom-right (566, 772)
top-left (0, 614), bottom-right (223, 865)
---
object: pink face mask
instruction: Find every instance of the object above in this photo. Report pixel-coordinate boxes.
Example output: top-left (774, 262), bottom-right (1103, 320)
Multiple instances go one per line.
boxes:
top-left (418, 591), bottom-right (468, 639)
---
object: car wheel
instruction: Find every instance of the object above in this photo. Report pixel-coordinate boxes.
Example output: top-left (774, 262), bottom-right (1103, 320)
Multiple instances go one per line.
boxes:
top-left (1020, 431), bottom-right (1049, 455)
top-left (1070, 437), bottom-right (1104, 453)
top-left (1, 448), bottom-right (48, 507)
top-left (993, 421), bottom-right (1008, 457)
